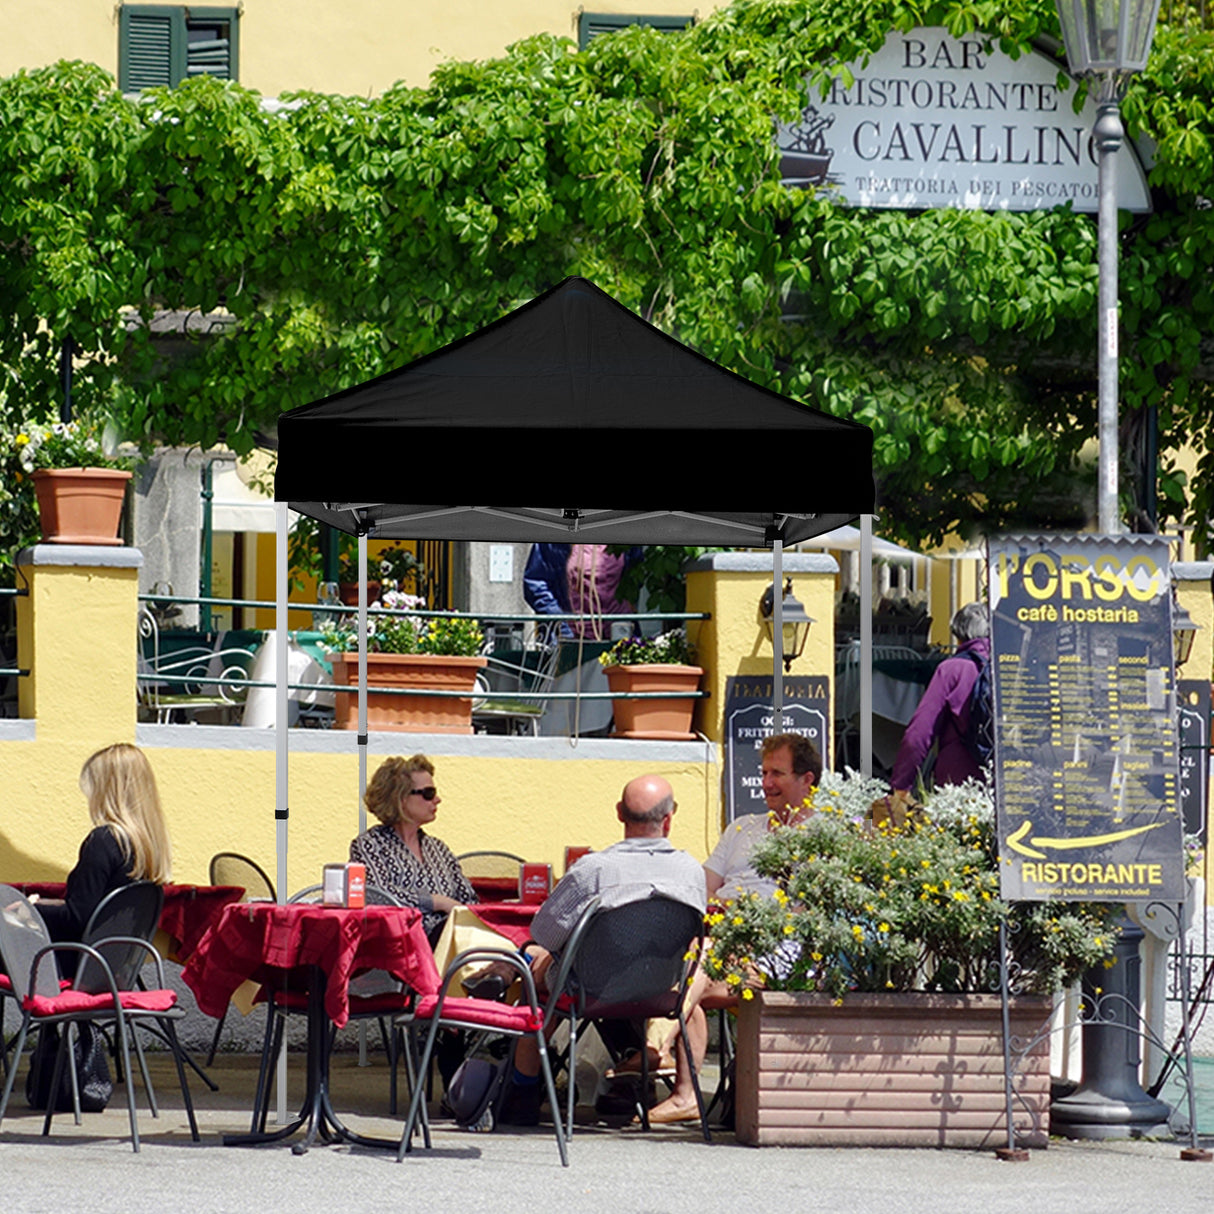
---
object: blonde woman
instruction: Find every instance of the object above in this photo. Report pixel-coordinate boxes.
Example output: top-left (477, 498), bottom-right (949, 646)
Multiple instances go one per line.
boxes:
top-left (348, 754), bottom-right (476, 944)
top-left (37, 743), bottom-right (173, 944)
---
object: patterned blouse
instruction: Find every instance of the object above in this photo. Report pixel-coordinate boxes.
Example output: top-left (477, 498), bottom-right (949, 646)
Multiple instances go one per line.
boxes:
top-left (348, 824), bottom-right (476, 940)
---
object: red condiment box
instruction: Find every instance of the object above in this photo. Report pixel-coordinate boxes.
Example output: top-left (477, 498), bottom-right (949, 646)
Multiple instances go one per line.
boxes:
top-left (323, 862), bottom-right (366, 908)
top-left (519, 862), bottom-right (552, 904)
top-left (564, 846), bottom-right (592, 874)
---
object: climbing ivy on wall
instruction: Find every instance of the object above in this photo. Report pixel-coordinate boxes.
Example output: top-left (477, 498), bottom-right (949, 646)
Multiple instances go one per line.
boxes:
top-left (1, 0), bottom-right (1212, 552)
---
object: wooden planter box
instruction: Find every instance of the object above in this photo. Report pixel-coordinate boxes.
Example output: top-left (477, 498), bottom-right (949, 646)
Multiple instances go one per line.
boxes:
top-left (735, 990), bottom-right (1053, 1149)
top-left (602, 663), bottom-right (703, 739)
top-left (331, 653), bottom-right (486, 733)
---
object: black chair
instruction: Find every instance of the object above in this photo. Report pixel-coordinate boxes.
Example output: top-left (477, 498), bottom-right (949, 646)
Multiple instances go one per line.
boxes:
top-left (455, 851), bottom-right (527, 902)
top-left (547, 894), bottom-right (711, 1141)
top-left (204, 852), bottom-right (277, 1065)
top-left (0, 883), bottom-right (199, 1152)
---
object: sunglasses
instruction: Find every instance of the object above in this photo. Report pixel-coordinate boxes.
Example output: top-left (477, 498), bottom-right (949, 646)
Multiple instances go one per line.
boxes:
top-left (406, 786), bottom-right (438, 801)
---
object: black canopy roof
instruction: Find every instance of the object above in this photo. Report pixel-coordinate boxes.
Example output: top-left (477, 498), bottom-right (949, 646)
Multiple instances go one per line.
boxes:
top-left (275, 277), bottom-right (873, 545)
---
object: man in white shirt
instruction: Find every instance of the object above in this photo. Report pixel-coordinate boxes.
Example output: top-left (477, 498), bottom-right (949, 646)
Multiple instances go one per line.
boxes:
top-left (646, 732), bottom-right (821, 1124)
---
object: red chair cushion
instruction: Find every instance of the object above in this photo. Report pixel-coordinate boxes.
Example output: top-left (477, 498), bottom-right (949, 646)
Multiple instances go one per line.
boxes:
top-left (412, 994), bottom-right (542, 1033)
top-left (24, 988), bottom-right (178, 1017)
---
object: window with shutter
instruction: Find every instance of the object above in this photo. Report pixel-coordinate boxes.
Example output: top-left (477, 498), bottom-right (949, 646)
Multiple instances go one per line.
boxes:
top-left (119, 6), bottom-right (239, 91)
top-left (577, 13), bottom-right (694, 49)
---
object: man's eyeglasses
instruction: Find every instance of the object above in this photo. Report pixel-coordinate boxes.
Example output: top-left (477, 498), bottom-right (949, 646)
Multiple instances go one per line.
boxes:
top-left (407, 786), bottom-right (438, 801)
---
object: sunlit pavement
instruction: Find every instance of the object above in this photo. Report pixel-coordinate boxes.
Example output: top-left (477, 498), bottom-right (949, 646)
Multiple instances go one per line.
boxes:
top-left (4, 1052), bottom-right (1214, 1214)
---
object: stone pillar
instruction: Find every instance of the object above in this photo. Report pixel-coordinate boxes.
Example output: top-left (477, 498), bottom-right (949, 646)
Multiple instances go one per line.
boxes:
top-left (684, 551), bottom-right (838, 745)
top-left (16, 545), bottom-right (143, 743)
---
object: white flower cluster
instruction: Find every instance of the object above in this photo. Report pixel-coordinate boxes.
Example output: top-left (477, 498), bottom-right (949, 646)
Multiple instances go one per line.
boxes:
top-left (815, 767), bottom-right (892, 821)
top-left (917, 777), bottom-right (995, 831)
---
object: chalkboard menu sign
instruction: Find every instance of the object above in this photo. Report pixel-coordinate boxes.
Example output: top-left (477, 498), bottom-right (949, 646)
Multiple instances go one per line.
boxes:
top-left (723, 675), bottom-right (830, 821)
top-left (990, 535), bottom-right (1184, 903)
top-left (1178, 679), bottom-right (1210, 845)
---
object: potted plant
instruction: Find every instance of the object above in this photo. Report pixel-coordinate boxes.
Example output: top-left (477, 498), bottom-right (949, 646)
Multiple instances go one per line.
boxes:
top-left (285, 515), bottom-right (424, 602)
top-left (8, 418), bottom-right (133, 546)
top-left (597, 626), bottom-right (703, 740)
top-left (703, 773), bottom-right (1120, 1149)
top-left (322, 590), bottom-right (486, 733)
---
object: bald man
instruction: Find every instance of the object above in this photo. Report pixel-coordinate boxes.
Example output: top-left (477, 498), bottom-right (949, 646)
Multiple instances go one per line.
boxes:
top-left (500, 774), bottom-right (705, 1125)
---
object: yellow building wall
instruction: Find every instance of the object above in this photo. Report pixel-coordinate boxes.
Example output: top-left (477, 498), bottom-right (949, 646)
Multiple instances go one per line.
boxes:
top-left (2, 544), bottom-right (759, 892)
top-left (686, 552), bottom-right (837, 745)
top-left (2, 2), bottom-right (722, 95)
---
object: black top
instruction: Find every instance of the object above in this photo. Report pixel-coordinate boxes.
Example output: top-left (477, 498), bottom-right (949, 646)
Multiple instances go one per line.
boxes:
top-left (40, 827), bottom-right (135, 943)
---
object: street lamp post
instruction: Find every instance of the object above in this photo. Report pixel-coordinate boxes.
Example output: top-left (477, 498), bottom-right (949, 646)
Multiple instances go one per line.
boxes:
top-left (1053, 0), bottom-right (1162, 535)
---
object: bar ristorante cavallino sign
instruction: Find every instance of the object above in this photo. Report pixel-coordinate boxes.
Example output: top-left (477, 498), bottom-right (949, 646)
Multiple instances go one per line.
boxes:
top-left (990, 535), bottom-right (1184, 904)
top-left (777, 27), bottom-right (1152, 214)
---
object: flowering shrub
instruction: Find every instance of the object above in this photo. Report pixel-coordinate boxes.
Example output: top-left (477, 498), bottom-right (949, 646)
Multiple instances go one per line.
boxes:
top-left (701, 773), bottom-right (1119, 999)
top-left (598, 626), bottom-right (696, 667)
top-left (321, 590), bottom-right (483, 656)
top-left (11, 419), bottom-right (130, 473)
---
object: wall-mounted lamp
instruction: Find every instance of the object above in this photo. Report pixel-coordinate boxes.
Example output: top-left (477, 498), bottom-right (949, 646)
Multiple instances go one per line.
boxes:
top-left (760, 577), bottom-right (815, 672)
top-left (1173, 599), bottom-right (1199, 669)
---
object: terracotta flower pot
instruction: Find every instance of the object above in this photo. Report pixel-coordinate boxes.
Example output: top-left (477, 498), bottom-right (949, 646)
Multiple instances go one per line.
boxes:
top-left (602, 663), bottom-right (703, 740)
top-left (330, 652), bottom-right (487, 733)
top-left (338, 581), bottom-right (382, 606)
top-left (734, 990), bottom-right (1052, 1148)
top-left (32, 468), bottom-right (132, 546)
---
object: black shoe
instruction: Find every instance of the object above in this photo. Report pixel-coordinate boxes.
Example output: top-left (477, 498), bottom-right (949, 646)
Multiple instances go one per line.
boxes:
top-left (462, 972), bottom-right (508, 1001)
top-left (497, 1080), bottom-right (541, 1127)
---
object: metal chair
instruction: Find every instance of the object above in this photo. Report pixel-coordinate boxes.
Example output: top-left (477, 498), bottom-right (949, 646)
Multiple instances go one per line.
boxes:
top-left (472, 636), bottom-right (560, 735)
top-left (0, 883), bottom-right (199, 1152)
top-left (394, 908), bottom-right (595, 1167)
top-left (455, 850), bottom-right (527, 902)
top-left (204, 853), bottom-right (276, 1066)
top-left (137, 607), bottom-right (257, 724)
top-left (547, 894), bottom-right (711, 1141)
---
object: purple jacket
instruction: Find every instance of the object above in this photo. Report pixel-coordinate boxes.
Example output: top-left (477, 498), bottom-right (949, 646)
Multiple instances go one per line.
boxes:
top-left (891, 637), bottom-right (989, 791)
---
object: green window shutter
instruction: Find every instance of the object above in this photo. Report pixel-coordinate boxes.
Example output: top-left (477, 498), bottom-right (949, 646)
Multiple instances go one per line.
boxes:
top-left (578, 13), bottom-right (694, 49)
top-left (119, 6), bottom-right (238, 90)
top-left (119, 8), bottom-right (182, 91)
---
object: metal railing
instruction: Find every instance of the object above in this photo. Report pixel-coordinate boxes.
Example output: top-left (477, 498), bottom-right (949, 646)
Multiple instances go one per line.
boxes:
top-left (136, 593), bottom-right (710, 714)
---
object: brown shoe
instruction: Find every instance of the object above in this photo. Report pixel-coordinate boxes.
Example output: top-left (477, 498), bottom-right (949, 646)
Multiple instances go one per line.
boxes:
top-left (605, 1048), bottom-right (676, 1080)
top-left (639, 1103), bottom-right (701, 1125)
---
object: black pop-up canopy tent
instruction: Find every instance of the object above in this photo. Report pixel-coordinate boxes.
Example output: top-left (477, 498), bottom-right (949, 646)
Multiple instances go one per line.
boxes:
top-left (276, 277), bottom-right (873, 543)
top-left (271, 276), bottom-right (875, 896)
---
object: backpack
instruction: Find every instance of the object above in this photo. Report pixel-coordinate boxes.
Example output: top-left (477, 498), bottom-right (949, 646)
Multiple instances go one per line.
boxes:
top-left (447, 1055), bottom-right (510, 1132)
top-left (960, 648), bottom-right (994, 766)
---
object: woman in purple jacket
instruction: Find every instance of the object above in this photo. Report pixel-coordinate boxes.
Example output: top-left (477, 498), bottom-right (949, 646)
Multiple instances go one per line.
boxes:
top-left (891, 602), bottom-right (990, 793)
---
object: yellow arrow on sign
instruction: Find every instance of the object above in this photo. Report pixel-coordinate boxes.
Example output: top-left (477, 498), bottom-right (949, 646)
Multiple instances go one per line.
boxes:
top-left (1006, 819), bottom-right (1165, 858)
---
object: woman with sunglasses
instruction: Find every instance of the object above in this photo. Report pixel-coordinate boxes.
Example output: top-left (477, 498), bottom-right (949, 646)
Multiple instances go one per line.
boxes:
top-left (349, 754), bottom-right (476, 943)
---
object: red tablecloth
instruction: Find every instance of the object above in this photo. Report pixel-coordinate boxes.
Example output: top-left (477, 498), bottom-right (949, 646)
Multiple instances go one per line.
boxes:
top-left (5, 881), bottom-right (244, 961)
top-left (158, 884), bottom-right (245, 959)
top-left (182, 902), bottom-right (441, 1028)
top-left (469, 901), bottom-right (537, 947)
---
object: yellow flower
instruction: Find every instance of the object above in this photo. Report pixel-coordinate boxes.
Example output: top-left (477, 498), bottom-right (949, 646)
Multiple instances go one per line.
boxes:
top-left (741, 987), bottom-right (755, 1001)
top-left (726, 973), bottom-right (742, 986)
top-left (811, 952), bottom-right (823, 962)
top-left (783, 924), bottom-right (795, 936)
top-left (15, 433), bottom-right (29, 446)
top-left (877, 922), bottom-right (889, 933)
top-left (732, 915), bottom-right (744, 926)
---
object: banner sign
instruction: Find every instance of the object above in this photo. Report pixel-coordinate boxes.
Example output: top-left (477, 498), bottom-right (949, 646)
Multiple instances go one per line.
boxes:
top-left (990, 535), bottom-right (1184, 902)
top-left (1178, 678), bottom-right (1210, 845)
top-left (724, 675), bottom-right (830, 821)
top-left (777, 27), bottom-right (1151, 214)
